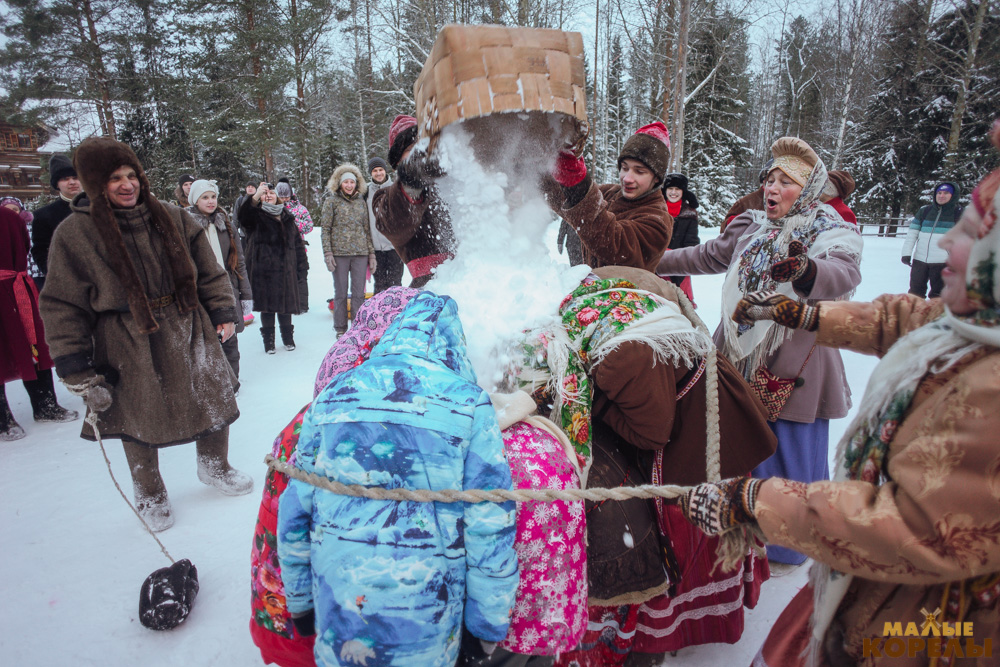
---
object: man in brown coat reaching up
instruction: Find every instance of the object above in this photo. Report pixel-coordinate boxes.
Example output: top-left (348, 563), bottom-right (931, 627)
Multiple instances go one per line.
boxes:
top-left (547, 122), bottom-right (674, 273)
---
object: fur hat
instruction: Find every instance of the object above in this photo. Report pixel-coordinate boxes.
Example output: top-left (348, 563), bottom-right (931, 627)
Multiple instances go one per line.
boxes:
top-left (48, 153), bottom-right (76, 190)
top-left (388, 115), bottom-right (418, 169)
top-left (824, 170), bottom-right (855, 200)
top-left (275, 182), bottom-right (293, 198)
top-left (188, 179), bottom-right (219, 207)
top-left (74, 137), bottom-right (199, 335)
top-left (618, 122), bottom-right (672, 184)
top-left (367, 156), bottom-right (388, 174)
top-left (769, 137), bottom-right (819, 187)
top-left (661, 173), bottom-right (698, 210)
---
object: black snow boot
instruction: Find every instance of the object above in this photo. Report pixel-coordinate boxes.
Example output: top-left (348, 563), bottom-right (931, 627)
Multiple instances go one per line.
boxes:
top-left (24, 369), bottom-right (79, 423)
top-left (261, 326), bottom-right (276, 355)
top-left (0, 384), bottom-right (26, 441)
top-left (280, 324), bottom-right (296, 351)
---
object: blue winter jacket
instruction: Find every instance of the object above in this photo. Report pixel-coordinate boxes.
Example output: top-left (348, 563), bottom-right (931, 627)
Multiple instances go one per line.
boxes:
top-left (277, 292), bottom-right (518, 667)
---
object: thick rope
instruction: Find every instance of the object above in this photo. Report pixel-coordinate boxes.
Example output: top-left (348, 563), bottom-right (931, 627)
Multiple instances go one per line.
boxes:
top-left (661, 281), bottom-right (722, 483)
top-left (265, 454), bottom-right (758, 572)
top-left (64, 382), bottom-right (176, 564)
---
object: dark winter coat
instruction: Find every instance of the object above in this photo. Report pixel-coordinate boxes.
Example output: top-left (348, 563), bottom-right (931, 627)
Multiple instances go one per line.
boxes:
top-left (666, 204), bottom-right (699, 251)
top-left (185, 206), bottom-right (252, 333)
top-left (552, 177), bottom-right (673, 273)
top-left (372, 182), bottom-right (456, 288)
top-left (29, 196), bottom-right (73, 277)
top-left (0, 208), bottom-right (55, 383)
top-left (39, 196), bottom-right (240, 447)
top-left (239, 197), bottom-right (307, 315)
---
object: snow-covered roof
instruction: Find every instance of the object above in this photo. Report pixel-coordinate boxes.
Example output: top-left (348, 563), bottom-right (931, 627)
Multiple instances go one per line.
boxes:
top-left (23, 99), bottom-right (104, 153)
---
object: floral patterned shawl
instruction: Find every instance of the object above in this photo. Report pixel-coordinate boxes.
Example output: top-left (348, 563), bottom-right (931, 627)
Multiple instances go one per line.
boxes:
top-left (808, 156), bottom-right (1000, 666)
top-left (519, 275), bottom-right (713, 486)
top-left (312, 286), bottom-right (420, 398)
top-left (721, 156), bottom-right (862, 378)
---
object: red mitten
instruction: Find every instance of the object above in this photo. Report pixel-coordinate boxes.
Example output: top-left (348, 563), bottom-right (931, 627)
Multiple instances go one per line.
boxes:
top-left (553, 151), bottom-right (587, 187)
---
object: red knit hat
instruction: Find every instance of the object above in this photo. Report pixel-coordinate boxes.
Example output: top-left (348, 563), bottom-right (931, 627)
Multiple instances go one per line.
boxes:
top-left (388, 115), bottom-right (419, 169)
top-left (618, 122), bottom-right (671, 182)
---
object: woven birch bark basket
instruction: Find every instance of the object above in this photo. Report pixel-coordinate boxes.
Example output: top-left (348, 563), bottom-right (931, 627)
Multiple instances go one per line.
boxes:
top-left (414, 24), bottom-right (589, 167)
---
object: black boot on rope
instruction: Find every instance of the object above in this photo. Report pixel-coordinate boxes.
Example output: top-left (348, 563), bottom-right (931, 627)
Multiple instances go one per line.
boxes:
top-left (139, 558), bottom-right (199, 630)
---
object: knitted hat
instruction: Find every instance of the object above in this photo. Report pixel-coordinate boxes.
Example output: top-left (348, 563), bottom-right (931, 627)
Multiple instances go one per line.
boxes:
top-left (246, 180), bottom-right (257, 189)
top-left (74, 137), bottom-right (199, 334)
top-left (367, 156), bottom-right (388, 174)
top-left (275, 182), bottom-right (293, 198)
top-left (340, 172), bottom-right (358, 185)
top-left (936, 183), bottom-right (955, 195)
top-left (617, 122), bottom-right (671, 183)
top-left (48, 153), bottom-right (76, 190)
top-left (0, 196), bottom-right (33, 224)
top-left (769, 137), bottom-right (819, 187)
top-left (177, 173), bottom-right (195, 188)
top-left (188, 179), bottom-right (219, 207)
top-left (387, 115), bottom-right (418, 169)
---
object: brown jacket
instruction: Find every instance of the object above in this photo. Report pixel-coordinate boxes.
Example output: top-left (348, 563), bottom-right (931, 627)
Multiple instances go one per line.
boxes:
top-left (584, 339), bottom-right (775, 605)
top-left (756, 294), bottom-right (1000, 665)
top-left (556, 180), bottom-right (672, 273)
top-left (40, 197), bottom-right (239, 447)
top-left (723, 187), bottom-right (764, 230)
top-left (372, 183), bottom-right (455, 288)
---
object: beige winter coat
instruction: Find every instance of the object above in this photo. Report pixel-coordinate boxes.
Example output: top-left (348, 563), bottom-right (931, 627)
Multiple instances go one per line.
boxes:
top-left (320, 164), bottom-right (373, 257)
top-left (756, 294), bottom-right (1000, 664)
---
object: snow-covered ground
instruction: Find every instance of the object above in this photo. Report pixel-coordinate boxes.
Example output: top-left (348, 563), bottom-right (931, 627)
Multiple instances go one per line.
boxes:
top-left (1, 224), bottom-right (905, 666)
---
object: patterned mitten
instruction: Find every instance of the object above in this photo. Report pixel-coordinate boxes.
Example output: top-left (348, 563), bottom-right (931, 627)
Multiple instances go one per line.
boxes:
top-left (771, 240), bottom-right (816, 286)
top-left (680, 477), bottom-right (762, 536)
top-left (732, 290), bottom-right (819, 331)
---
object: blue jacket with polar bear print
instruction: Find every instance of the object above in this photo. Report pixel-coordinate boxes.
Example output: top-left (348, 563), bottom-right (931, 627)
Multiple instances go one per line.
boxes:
top-left (277, 291), bottom-right (518, 667)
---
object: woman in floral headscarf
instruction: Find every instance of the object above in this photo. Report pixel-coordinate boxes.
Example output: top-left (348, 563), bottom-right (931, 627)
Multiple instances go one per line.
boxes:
top-left (679, 122), bottom-right (1000, 667)
top-left (520, 267), bottom-right (776, 666)
top-left (656, 137), bottom-right (863, 566)
top-left (250, 286), bottom-right (419, 667)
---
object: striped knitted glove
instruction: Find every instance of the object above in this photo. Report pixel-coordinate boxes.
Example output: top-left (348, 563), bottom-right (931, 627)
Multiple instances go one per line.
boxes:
top-left (732, 290), bottom-right (819, 331)
top-left (680, 477), bottom-right (762, 536)
top-left (771, 240), bottom-right (816, 285)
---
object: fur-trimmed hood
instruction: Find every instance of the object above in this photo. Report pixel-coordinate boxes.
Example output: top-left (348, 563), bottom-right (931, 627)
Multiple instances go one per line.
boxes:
top-left (326, 163), bottom-right (368, 198)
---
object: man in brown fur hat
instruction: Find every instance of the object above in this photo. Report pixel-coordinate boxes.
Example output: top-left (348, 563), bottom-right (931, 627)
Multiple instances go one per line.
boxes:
top-left (39, 137), bottom-right (252, 532)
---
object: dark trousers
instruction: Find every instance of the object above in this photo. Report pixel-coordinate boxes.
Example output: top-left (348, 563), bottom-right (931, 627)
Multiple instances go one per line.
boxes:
top-left (908, 260), bottom-right (945, 299)
top-left (373, 249), bottom-right (404, 294)
top-left (221, 334), bottom-right (240, 383)
top-left (260, 312), bottom-right (292, 330)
